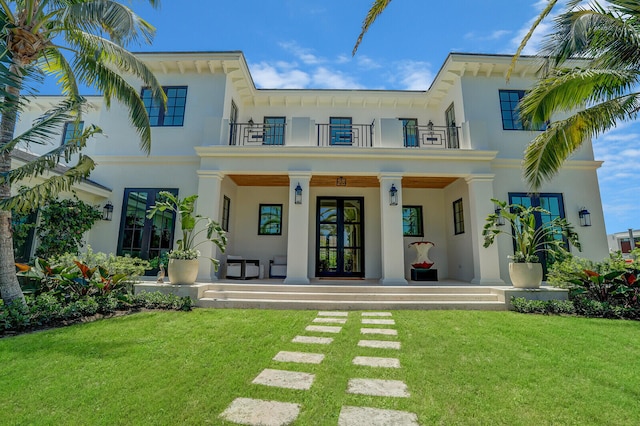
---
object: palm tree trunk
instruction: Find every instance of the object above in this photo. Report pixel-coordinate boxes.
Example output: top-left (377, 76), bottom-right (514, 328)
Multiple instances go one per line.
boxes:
top-left (0, 64), bottom-right (26, 306)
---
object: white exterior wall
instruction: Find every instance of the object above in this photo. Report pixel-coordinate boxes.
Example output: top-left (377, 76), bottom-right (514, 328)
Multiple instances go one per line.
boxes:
top-left (443, 179), bottom-right (475, 282)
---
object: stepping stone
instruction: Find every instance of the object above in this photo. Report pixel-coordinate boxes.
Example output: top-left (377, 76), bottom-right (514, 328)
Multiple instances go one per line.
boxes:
top-left (313, 317), bottom-right (347, 324)
top-left (220, 397), bottom-right (301, 426)
top-left (305, 325), bottom-right (342, 333)
top-left (273, 351), bottom-right (324, 364)
top-left (252, 369), bottom-right (315, 390)
top-left (361, 328), bottom-right (398, 336)
top-left (361, 319), bottom-right (395, 325)
top-left (347, 378), bottom-right (410, 397)
top-left (358, 340), bottom-right (401, 350)
top-left (292, 335), bottom-right (333, 345)
top-left (352, 356), bottom-right (400, 368)
top-left (318, 311), bottom-right (348, 317)
top-left (338, 406), bottom-right (419, 426)
top-left (361, 312), bottom-right (392, 317)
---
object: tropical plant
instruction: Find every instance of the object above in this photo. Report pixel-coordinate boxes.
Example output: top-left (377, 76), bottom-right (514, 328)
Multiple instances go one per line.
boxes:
top-left (483, 199), bottom-right (581, 263)
top-left (146, 192), bottom-right (227, 270)
top-left (0, 0), bottom-right (165, 306)
top-left (510, 0), bottom-right (640, 190)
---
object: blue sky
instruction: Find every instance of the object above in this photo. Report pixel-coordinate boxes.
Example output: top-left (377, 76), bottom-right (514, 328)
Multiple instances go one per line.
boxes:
top-left (83, 1), bottom-right (640, 233)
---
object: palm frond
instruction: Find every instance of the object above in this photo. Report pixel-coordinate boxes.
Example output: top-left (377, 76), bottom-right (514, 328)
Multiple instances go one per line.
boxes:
top-left (38, 47), bottom-right (80, 98)
top-left (352, 0), bottom-right (392, 56)
top-left (0, 154), bottom-right (96, 212)
top-left (523, 92), bottom-right (640, 189)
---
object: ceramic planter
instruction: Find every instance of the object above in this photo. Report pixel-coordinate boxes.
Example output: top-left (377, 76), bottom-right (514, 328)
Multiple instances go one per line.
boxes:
top-left (168, 258), bottom-right (199, 285)
top-left (508, 262), bottom-right (543, 289)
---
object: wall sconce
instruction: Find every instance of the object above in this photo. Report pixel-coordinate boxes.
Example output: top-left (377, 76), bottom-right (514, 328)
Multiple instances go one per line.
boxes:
top-left (248, 117), bottom-right (254, 125)
top-left (427, 120), bottom-right (434, 131)
top-left (294, 183), bottom-right (302, 204)
top-left (494, 207), bottom-right (505, 226)
top-left (578, 207), bottom-right (591, 227)
top-left (336, 176), bottom-right (346, 186)
top-left (103, 201), bottom-right (114, 221)
top-left (389, 184), bottom-right (398, 206)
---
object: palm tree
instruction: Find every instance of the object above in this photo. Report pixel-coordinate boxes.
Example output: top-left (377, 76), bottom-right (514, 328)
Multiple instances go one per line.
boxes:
top-left (0, 0), bottom-right (165, 306)
top-left (352, 0), bottom-right (392, 55)
top-left (513, 0), bottom-right (640, 190)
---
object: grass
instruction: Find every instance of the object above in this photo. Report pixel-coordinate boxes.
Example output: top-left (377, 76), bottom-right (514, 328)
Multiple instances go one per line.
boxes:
top-left (1, 309), bottom-right (639, 425)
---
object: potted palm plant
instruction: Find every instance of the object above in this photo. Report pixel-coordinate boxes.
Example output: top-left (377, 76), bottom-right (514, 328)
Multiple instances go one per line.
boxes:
top-left (483, 199), bottom-right (581, 288)
top-left (147, 192), bottom-right (227, 285)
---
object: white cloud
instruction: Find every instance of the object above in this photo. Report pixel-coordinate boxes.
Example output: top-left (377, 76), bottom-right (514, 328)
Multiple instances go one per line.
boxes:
top-left (507, 0), bottom-right (571, 54)
top-left (465, 30), bottom-right (511, 42)
top-left (250, 62), bottom-right (311, 89)
top-left (279, 41), bottom-right (323, 65)
top-left (356, 55), bottom-right (382, 70)
top-left (395, 61), bottom-right (434, 90)
top-left (312, 67), bottom-right (364, 89)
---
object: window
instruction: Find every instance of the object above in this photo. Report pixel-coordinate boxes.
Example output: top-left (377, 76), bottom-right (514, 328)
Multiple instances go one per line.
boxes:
top-left (330, 117), bottom-right (352, 145)
top-left (499, 90), bottom-right (547, 131)
top-left (401, 118), bottom-right (418, 147)
top-left (141, 86), bottom-right (187, 126)
top-left (402, 206), bottom-right (423, 237)
top-left (258, 204), bottom-right (282, 235)
top-left (61, 121), bottom-right (84, 145)
top-left (263, 117), bottom-right (285, 145)
top-left (445, 103), bottom-right (459, 148)
top-left (453, 198), bottom-right (464, 235)
top-left (222, 196), bottom-right (231, 232)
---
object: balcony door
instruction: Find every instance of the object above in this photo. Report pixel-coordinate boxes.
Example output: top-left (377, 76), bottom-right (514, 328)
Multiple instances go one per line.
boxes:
top-left (316, 197), bottom-right (364, 278)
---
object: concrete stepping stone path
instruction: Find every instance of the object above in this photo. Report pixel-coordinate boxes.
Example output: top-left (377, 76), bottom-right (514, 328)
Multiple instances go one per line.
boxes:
top-left (361, 328), bottom-right (398, 336)
top-left (361, 319), bottom-right (395, 325)
top-left (361, 312), bottom-right (393, 317)
top-left (273, 351), bottom-right (324, 364)
top-left (220, 398), bottom-right (301, 426)
top-left (347, 378), bottom-right (410, 397)
top-left (338, 406), bottom-right (419, 426)
top-left (305, 325), bottom-right (342, 333)
top-left (291, 335), bottom-right (333, 345)
top-left (313, 317), bottom-right (347, 324)
top-left (352, 356), bottom-right (400, 368)
top-left (318, 311), bottom-right (348, 317)
top-left (252, 368), bottom-right (315, 390)
top-left (358, 339), bottom-right (401, 350)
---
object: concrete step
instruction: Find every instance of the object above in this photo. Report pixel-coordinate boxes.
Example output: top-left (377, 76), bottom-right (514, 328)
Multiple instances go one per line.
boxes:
top-left (203, 283), bottom-right (494, 295)
top-left (202, 290), bottom-right (500, 302)
top-left (197, 298), bottom-right (507, 311)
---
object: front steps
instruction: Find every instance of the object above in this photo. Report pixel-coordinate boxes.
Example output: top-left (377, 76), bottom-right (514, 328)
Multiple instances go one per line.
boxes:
top-left (197, 283), bottom-right (508, 310)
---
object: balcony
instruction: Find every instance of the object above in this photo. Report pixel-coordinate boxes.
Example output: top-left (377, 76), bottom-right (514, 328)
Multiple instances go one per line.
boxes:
top-left (316, 122), bottom-right (374, 147)
top-left (229, 122), bottom-right (286, 146)
top-left (403, 123), bottom-right (459, 149)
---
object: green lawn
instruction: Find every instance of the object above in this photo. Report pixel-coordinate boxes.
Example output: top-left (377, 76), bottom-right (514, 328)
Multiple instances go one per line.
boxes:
top-left (1, 310), bottom-right (639, 425)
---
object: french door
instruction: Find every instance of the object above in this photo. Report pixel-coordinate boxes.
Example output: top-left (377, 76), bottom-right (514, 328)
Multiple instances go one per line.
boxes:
top-left (316, 197), bottom-right (364, 277)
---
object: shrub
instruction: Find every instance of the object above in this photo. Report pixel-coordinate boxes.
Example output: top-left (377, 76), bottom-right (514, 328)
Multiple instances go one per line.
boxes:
top-left (511, 297), bottom-right (575, 315)
top-left (547, 256), bottom-right (596, 288)
top-left (53, 247), bottom-right (151, 282)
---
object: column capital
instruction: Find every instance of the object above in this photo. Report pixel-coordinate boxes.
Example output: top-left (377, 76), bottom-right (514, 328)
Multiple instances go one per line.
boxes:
top-left (196, 170), bottom-right (225, 181)
top-left (464, 174), bottom-right (495, 184)
top-left (288, 172), bottom-right (312, 182)
top-left (378, 174), bottom-right (404, 183)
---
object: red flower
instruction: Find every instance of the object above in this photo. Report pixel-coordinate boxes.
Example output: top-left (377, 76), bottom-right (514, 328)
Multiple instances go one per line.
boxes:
top-left (584, 270), bottom-right (599, 277)
top-left (627, 274), bottom-right (637, 285)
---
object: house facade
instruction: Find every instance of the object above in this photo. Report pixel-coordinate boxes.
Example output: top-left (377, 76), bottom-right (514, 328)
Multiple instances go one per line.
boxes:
top-left (13, 51), bottom-right (609, 285)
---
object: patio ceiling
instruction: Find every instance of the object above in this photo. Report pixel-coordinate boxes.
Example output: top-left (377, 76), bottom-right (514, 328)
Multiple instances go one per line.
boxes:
top-left (228, 175), bottom-right (458, 189)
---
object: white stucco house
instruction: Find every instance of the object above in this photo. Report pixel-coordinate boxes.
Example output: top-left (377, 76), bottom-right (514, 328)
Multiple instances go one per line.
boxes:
top-left (13, 51), bottom-right (609, 286)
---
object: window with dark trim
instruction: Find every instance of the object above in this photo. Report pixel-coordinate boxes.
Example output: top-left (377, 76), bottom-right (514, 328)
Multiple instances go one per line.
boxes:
top-left (258, 204), bottom-right (282, 235)
top-left (402, 206), bottom-right (423, 237)
top-left (222, 196), bottom-right (230, 232)
top-left (330, 117), bottom-right (352, 145)
top-left (263, 117), bottom-right (286, 145)
top-left (453, 198), bottom-right (465, 235)
top-left (499, 90), bottom-right (546, 131)
top-left (141, 86), bottom-right (187, 126)
top-left (401, 118), bottom-right (418, 147)
top-left (61, 121), bottom-right (84, 145)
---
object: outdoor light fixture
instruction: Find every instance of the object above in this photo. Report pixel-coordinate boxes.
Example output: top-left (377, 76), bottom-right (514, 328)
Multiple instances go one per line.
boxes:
top-left (389, 184), bottom-right (398, 206)
top-left (336, 176), bottom-right (347, 186)
top-left (427, 120), bottom-right (434, 131)
top-left (248, 117), bottom-right (254, 125)
top-left (294, 183), bottom-right (302, 204)
top-left (578, 207), bottom-right (591, 227)
top-left (103, 201), bottom-right (114, 221)
top-left (495, 207), bottom-right (505, 226)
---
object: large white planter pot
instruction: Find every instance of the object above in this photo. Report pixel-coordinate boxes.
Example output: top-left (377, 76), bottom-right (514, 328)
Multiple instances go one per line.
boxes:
top-left (168, 259), bottom-right (199, 285)
top-left (509, 262), bottom-right (543, 289)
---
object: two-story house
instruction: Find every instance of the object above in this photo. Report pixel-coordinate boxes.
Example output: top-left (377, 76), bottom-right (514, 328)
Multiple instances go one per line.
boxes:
top-left (13, 51), bottom-right (609, 285)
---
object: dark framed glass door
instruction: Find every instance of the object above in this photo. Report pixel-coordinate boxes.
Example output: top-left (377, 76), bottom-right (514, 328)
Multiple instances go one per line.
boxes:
top-left (316, 197), bottom-right (364, 277)
top-left (117, 188), bottom-right (178, 262)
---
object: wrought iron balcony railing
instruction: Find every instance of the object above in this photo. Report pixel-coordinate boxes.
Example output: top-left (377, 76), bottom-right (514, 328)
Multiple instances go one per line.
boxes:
top-left (229, 122), bottom-right (286, 146)
top-left (403, 123), bottom-right (460, 149)
top-left (316, 122), bottom-right (374, 147)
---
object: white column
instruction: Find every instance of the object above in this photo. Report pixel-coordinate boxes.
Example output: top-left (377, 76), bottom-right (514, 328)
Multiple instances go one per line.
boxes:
top-left (284, 173), bottom-right (312, 284)
top-left (465, 175), bottom-right (504, 285)
top-left (195, 171), bottom-right (224, 281)
top-left (379, 175), bottom-right (408, 285)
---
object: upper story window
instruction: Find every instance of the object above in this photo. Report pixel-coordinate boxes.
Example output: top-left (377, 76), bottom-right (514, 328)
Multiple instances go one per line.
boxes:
top-left (330, 117), bottom-right (352, 145)
top-left (61, 121), bottom-right (84, 145)
top-left (263, 117), bottom-right (285, 145)
top-left (402, 206), bottom-right (423, 236)
top-left (401, 118), bottom-right (418, 147)
top-left (142, 86), bottom-right (187, 127)
top-left (499, 90), bottom-right (546, 131)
